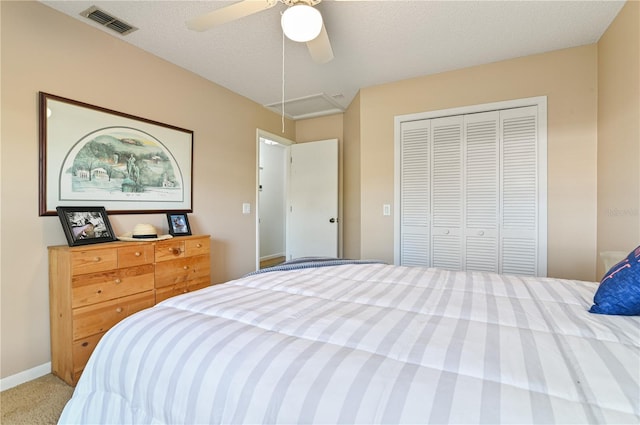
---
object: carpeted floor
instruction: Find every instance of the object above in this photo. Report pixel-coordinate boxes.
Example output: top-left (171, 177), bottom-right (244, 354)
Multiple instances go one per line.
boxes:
top-left (1, 374), bottom-right (73, 424)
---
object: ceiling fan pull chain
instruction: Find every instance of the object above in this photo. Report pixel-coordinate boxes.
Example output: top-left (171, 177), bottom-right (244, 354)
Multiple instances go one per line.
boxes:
top-left (281, 22), bottom-right (286, 133)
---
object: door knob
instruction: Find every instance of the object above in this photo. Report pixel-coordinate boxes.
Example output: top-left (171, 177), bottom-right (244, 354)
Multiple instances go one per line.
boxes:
top-left (329, 218), bottom-right (337, 223)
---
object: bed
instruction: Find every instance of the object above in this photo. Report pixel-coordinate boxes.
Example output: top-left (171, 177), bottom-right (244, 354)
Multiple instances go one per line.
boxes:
top-left (58, 260), bottom-right (639, 424)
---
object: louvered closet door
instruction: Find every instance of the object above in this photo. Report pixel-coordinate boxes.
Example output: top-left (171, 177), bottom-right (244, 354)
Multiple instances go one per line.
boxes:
top-left (500, 106), bottom-right (539, 275)
top-left (399, 120), bottom-right (430, 266)
top-left (430, 116), bottom-right (463, 270)
top-left (464, 112), bottom-right (499, 272)
top-left (397, 102), bottom-right (544, 275)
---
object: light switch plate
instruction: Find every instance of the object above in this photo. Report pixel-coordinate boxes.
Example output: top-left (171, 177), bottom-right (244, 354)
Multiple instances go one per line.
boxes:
top-left (242, 203), bottom-right (251, 214)
top-left (383, 204), bottom-right (391, 216)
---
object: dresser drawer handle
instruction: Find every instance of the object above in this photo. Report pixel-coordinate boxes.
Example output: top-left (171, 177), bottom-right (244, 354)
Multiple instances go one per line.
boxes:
top-left (97, 289), bottom-right (102, 294)
top-left (116, 307), bottom-right (123, 313)
top-left (114, 279), bottom-right (122, 284)
top-left (93, 257), bottom-right (101, 262)
top-left (135, 252), bottom-right (141, 257)
top-left (82, 342), bottom-right (89, 347)
top-left (196, 243), bottom-right (202, 248)
top-left (169, 248), bottom-right (182, 255)
top-left (183, 266), bottom-right (189, 270)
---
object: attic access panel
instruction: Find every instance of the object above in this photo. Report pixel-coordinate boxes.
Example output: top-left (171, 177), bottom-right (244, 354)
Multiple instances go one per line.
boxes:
top-left (265, 93), bottom-right (344, 120)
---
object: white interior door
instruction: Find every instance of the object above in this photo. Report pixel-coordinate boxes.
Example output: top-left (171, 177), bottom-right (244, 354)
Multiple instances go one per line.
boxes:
top-left (287, 139), bottom-right (338, 260)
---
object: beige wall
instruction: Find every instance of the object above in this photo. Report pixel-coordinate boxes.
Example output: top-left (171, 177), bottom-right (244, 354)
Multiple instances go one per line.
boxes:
top-left (0, 1), bottom-right (294, 379)
top-left (295, 114), bottom-right (343, 143)
top-left (343, 93), bottom-right (362, 259)
top-left (356, 45), bottom-right (599, 281)
top-left (597, 0), bottom-right (640, 277)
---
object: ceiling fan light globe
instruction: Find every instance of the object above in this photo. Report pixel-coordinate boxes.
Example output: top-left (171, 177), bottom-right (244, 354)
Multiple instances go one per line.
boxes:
top-left (281, 5), bottom-right (322, 42)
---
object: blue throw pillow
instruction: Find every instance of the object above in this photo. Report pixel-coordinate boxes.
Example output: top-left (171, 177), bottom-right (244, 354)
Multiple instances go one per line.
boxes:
top-left (590, 246), bottom-right (640, 315)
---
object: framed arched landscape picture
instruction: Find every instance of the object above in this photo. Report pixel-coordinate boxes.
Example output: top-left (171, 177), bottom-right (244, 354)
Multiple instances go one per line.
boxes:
top-left (39, 92), bottom-right (193, 216)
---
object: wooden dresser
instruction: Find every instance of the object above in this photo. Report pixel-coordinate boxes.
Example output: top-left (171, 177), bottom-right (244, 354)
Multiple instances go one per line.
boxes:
top-left (49, 235), bottom-right (211, 385)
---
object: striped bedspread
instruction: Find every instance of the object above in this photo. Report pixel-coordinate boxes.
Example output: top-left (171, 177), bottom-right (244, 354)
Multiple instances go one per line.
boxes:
top-left (59, 264), bottom-right (640, 424)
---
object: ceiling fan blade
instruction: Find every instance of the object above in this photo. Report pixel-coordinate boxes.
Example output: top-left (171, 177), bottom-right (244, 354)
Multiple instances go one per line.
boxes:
top-left (306, 22), bottom-right (334, 64)
top-left (186, 0), bottom-right (276, 32)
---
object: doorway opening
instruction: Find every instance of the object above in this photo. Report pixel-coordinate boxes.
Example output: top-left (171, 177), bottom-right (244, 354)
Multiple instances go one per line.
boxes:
top-left (256, 130), bottom-right (292, 270)
top-left (255, 131), bottom-right (340, 271)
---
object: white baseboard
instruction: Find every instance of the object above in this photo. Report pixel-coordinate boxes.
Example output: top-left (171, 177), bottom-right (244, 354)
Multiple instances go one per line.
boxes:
top-left (260, 252), bottom-right (285, 261)
top-left (0, 362), bottom-right (51, 391)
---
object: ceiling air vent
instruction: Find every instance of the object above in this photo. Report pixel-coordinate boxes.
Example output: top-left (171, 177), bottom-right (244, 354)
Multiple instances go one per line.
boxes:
top-left (80, 6), bottom-right (138, 36)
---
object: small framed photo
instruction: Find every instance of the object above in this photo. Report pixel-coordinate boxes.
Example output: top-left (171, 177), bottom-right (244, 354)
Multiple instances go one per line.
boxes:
top-left (167, 213), bottom-right (191, 236)
top-left (56, 206), bottom-right (117, 247)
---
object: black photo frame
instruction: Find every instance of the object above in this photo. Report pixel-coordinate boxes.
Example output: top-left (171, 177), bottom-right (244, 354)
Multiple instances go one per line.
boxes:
top-left (56, 206), bottom-right (117, 246)
top-left (167, 213), bottom-right (191, 236)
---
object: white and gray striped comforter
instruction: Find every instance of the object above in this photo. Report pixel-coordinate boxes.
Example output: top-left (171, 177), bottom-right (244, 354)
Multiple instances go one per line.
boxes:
top-left (59, 264), bottom-right (640, 424)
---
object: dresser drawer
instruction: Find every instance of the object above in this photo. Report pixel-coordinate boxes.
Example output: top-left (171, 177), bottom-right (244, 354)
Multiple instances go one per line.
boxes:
top-left (71, 248), bottom-right (118, 275)
top-left (155, 239), bottom-right (185, 262)
top-left (185, 237), bottom-right (209, 257)
top-left (155, 255), bottom-right (211, 288)
top-left (155, 276), bottom-right (211, 303)
top-left (188, 276), bottom-right (211, 292)
top-left (118, 244), bottom-right (154, 268)
top-left (72, 332), bottom-right (104, 379)
top-left (72, 291), bottom-right (154, 340)
top-left (72, 264), bottom-right (154, 308)
top-left (155, 283), bottom-right (188, 303)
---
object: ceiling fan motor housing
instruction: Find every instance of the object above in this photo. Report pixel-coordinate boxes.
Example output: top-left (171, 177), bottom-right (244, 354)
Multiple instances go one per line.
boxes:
top-left (281, 4), bottom-right (323, 42)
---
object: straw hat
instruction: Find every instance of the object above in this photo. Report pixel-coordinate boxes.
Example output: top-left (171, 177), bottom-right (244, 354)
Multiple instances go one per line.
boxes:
top-left (117, 223), bottom-right (173, 242)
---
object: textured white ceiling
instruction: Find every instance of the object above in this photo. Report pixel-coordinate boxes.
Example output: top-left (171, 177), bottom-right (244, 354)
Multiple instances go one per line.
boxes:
top-left (40, 0), bottom-right (625, 119)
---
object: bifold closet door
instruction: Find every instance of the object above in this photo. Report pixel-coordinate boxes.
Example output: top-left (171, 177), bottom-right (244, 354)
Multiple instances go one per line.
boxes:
top-left (464, 111), bottom-right (499, 272)
top-left (430, 116), bottom-right (463, 270)
top-left (432, 112), bottom-right (502, 272)
top-left (499, 106), bottom-right (539, 275)
top-left (401, 113), bottom-right (501, 271)
top-left (399, 120), bottom-right (430, 266)
top-left (398, 105), bottom-right (541, 275)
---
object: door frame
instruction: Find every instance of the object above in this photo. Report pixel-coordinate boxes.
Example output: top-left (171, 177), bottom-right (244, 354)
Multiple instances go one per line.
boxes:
top-left (256, 129), bottom-right (293, 271)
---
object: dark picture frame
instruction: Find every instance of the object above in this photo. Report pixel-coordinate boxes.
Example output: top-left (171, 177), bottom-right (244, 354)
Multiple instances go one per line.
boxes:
top-left (167, 213), bottom-right (192, 236)
top-left (39, 92), bottom-right (194, 216)
top-left (56, 206), bottom-right (117, 246)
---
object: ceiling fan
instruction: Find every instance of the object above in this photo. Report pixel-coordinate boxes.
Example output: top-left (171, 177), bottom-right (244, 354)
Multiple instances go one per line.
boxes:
top-left (186, 0), bottom-right (334, 64)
